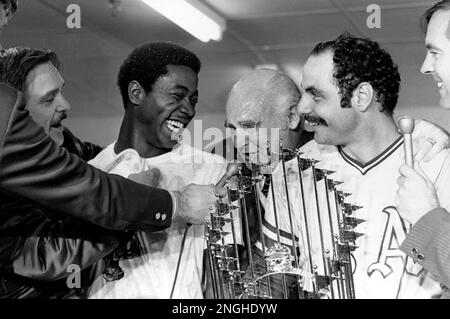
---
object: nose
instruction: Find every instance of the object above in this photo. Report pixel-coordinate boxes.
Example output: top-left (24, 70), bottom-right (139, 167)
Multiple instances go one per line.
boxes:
top-left (179, 98), bottom-right (196, 118)
top-left (56, 94), bottom-right (71, 113)
top-left (233, 127), bottom-right (252, 152)
top-left (297, 95), bottom-right (312, 115)
top-left (421, 52), bottom-right (434, 75)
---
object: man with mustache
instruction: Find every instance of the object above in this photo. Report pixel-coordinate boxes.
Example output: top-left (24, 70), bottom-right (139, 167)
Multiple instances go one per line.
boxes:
top-left (0, 47), bottom-right (219, 297)
top-left (221, 67), bottom-right (450, 299)
top-left (397, 0), bottom-right (450, 294)
top-left (264, 33), bottom-right (450, 298)
top-left (210, 66), bottom-right (450, 299)
top-left (0, 47), bottom-right (101, 156)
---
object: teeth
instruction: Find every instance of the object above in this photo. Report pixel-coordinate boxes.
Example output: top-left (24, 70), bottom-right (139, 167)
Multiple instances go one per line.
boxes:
top-left (305, 119), bottom-right (320, 127)
top-left (437, 82), bottom-right (444, 88)
top-left (166, 120), bottom-right (184, 129)
top-left (167, 123), bottom-right (180, 133)
top-left (166, 120), bottom-right (185, 133)
top-left (167, 123), bottom-right (179, 133)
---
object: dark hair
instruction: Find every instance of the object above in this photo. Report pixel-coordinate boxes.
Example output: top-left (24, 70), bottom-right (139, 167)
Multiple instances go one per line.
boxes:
top-left (1, 0), bottom-right (18, 17)
top-left (420, 0), bottom-right (450, 34)
top-left (310, 32), bottom-right (401, 115)
top-left (117, 41), bottom-right (201, 107)
top-left (0, 47), bottom-right (60, 92)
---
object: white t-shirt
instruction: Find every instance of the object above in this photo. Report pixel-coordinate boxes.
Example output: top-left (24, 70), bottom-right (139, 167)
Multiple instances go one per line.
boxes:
top-left (87, 142), bottom-right (227, 299)
top-left (262, 137), bottom-right (450, 299)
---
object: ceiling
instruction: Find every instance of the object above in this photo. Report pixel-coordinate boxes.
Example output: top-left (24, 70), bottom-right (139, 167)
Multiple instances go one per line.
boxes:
top-left (1, 0), bottom-right (440, 119)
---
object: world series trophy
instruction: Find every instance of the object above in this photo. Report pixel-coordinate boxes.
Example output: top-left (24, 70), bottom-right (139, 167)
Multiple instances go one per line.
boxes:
top-left (205, 139), bottom-right (364, 299)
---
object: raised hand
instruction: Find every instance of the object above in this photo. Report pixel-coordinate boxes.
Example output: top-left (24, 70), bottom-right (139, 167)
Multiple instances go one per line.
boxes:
top-left (396, 161), bottom-right (440, 225)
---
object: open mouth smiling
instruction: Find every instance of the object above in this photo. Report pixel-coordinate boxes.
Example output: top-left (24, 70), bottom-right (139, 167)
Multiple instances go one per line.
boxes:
top-left (304, 115), bottom-right (326, 127)
top-left (165, 119), bottom-right (186, 133)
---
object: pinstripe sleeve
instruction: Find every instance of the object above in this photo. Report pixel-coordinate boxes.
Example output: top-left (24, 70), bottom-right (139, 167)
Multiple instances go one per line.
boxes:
top-left (400, 208), bottom-right (450, 288)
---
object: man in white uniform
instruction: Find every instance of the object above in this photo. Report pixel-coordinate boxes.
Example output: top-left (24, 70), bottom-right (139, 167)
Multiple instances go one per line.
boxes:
top-left (87, 42), bottom-right (228, 298)
top-left (89, 142), bottom-right (226, 298)
top-left (263, 33), bottom-right (450, 299)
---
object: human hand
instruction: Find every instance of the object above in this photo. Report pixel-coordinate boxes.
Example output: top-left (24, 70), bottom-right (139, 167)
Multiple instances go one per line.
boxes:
top-left (215, 163), bottom-right (239, 197)
top-left (411, 119), bottom-right (450, 162)
top-left (396, 162), bottom-right (440, 225)
top-left (234, 127), bottom-right (272, 166)
top-left (172, 183), bottom-right (217, 225)
top-left (128, 168), bottom-right (162, 187)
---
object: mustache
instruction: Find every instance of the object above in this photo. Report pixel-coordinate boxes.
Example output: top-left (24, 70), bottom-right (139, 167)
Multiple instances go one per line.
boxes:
top-left (51, 112), bottom-right (67, 126)
top-left (304, 114), bottom-right (324, 124)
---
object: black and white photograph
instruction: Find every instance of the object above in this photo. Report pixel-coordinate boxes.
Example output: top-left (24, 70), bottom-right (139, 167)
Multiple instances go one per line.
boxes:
top-left (1, 0), bottom-right (450, 310)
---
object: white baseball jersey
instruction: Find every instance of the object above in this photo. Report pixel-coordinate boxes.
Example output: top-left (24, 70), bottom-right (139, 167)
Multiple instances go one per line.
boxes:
top-left (262, 136), bottom-right (450, 299)
top-left (87, 142), bottom-right (227, 299)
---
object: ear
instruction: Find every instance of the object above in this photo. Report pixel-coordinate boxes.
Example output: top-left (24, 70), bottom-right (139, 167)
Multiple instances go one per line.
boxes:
top-left (288, 105), bottom-right (301, 130)
top-left (351, 82), bottom-right (373, 112)
top-left (128, 80), bottom-right (146, 105)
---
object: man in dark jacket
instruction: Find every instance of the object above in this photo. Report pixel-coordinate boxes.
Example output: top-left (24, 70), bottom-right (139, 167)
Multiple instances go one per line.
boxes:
top-left (0, 47), bottom-right (102, 155)
top-left (0, 47), bottom-right (218, 297)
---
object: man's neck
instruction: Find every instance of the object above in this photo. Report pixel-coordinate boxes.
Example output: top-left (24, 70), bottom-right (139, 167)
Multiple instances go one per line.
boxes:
top-left (115, 112), bottom-right (171, 158)
top-left (340, 115), bottom-right (400, 164)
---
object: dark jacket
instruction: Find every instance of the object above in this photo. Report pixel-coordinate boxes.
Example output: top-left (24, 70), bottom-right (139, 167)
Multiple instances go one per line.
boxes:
top-left (62, 127), bottom-right (103, 161)
top-left (0, 124), bottom-right (126, 298)
top-left (0, 83), bottom-right (173, 297)
top-left (0, 83), bottom-right (173, 231)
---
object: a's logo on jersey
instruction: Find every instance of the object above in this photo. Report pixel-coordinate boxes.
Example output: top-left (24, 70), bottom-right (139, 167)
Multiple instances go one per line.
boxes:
top-left (367, 206), bottom-right (423, 278)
